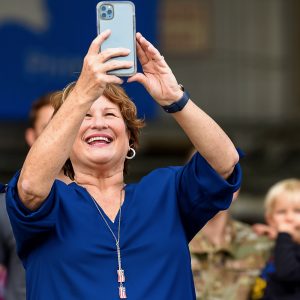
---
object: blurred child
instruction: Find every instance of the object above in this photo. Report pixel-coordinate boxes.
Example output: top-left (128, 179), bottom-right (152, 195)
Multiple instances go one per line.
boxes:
top-left (251, 178), bottom-right (300, 300)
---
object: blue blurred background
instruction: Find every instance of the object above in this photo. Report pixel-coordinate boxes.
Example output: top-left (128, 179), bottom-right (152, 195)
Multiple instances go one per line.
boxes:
top-left (0, 0), bottom-right (158, 120)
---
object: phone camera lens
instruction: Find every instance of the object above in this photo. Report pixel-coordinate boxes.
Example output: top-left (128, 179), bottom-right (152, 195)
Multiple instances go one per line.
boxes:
top-left (107, 9), bottom-right (112, 15)
top-left (101, 5), bottom-right (106, 11)
top-left (101, 12), bottom-right (107, 18)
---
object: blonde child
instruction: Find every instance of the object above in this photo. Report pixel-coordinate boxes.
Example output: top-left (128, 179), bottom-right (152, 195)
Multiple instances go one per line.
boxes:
top-left (252, 179), bottom-right (300, 300)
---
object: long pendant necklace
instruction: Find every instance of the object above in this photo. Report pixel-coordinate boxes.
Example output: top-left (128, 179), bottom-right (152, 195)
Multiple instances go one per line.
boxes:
top-left (91, 189), bottom-right (127, 299)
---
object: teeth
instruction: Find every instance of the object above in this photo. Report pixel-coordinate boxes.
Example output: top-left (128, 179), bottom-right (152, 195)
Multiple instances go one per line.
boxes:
top-left (87, 136), bottom-right (110, 144)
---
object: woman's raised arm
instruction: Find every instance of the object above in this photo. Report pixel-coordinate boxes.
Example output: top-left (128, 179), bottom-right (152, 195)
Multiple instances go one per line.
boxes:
top-left (128, 33), bottom-right (239, 179)
top-left (18, 30), bottom-right (132, 210)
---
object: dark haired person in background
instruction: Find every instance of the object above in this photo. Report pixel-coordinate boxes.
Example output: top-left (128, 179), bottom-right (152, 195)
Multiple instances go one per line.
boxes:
top-left (0, 92), bottom-right (58, 300)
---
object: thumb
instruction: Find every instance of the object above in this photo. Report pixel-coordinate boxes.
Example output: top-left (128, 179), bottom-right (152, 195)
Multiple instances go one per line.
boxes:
top-left (87, 30), bottom-right (111, 56)
top-left (127, 73), bottom-right (148, 87)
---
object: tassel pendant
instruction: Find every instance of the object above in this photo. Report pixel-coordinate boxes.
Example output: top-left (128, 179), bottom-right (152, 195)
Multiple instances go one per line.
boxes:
top-left (119, 285), bottom-right (127, 299)
top-left (117, 269), bottom-right (125, 283)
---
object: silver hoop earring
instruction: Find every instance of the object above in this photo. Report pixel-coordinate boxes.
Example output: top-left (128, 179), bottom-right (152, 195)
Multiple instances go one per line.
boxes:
top-left (126, 147), bottom-right (136, 160)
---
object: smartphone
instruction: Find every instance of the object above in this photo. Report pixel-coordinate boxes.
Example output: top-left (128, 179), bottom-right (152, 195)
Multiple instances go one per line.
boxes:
top-left (96, 1), bottom-right (136, 77)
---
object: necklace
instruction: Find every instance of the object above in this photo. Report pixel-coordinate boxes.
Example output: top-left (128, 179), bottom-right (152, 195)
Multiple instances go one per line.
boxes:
top-left (90, 188), bottom-right (127, 299)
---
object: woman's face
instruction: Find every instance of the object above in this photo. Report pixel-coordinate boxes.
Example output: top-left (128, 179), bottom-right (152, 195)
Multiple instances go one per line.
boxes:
top-left (70, 96), bottom-right (130, 173)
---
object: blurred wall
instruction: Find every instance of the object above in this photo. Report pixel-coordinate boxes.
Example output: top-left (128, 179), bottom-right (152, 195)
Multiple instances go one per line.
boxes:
top-left (159, 0), bottom-right (300, 200)
top-left (160, 0), bottom-right (299, 122)
top-left (0, 0), bottom-right (299, 222)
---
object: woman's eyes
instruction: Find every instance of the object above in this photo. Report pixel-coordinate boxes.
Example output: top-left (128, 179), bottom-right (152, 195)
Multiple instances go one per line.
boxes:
top-left (105, 113), bottom-right (117, 117)
top-left (85, 112), bottom-right (118, 117)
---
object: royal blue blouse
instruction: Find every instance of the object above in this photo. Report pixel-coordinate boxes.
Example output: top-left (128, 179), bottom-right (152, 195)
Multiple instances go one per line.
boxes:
top-left (6, 153), bottom-right (241, 300)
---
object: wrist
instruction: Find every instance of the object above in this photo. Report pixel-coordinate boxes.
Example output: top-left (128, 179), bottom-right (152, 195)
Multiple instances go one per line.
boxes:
top-left (161, 84), bottom-right (190, 113)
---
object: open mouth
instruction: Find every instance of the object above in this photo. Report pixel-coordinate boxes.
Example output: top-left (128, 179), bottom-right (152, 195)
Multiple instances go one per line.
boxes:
top-left (86, 135), bottom-right (113, 145)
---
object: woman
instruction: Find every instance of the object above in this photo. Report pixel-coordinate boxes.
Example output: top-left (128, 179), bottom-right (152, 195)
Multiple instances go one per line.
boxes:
top-left (6, 30), bottom-right (241, 299)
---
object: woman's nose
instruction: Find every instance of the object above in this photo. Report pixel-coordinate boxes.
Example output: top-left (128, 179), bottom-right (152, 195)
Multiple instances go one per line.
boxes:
top-left (91, 116), bottom-right (108, 129)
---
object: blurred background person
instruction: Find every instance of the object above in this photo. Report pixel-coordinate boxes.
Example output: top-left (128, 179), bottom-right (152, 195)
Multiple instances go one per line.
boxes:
top-left (190, 189), bottom-right (273, 300)
top-left (0, 191), bottom-right (25, 300)
top-left (251, 179), bottom-right (300, 300)
top-left (0, 184), bottom-right (5, 300)
top-left (24, 93), bottom-right (55, 148)
top-left (0, 92), bottom-right (63, 300)
top-left (0, 264), bottom-right (5, 300)
top-left (24, 93), bottom-right (69, 182)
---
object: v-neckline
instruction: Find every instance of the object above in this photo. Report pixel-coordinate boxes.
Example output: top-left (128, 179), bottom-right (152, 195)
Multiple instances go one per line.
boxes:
top-left (72, 183), bottom-right (130, 226)
top-left (92, 196), bottom-right (121, 225)
top-left (69, 182), bottom-right (130, 227)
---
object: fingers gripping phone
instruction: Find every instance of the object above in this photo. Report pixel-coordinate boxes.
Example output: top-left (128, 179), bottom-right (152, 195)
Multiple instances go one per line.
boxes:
top-left (96, 1), bottom-right (137, 77)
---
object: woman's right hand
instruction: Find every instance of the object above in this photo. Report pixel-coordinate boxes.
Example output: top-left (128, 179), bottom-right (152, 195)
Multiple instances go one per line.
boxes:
top-left (73, 30), bottom-right (133, 103)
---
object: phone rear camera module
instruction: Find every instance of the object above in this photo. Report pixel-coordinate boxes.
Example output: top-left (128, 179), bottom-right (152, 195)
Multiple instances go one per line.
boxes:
top-left (100, 4), bottom-right (113, 20)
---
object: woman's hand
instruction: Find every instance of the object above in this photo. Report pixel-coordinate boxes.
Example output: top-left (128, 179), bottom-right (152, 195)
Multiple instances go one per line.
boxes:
top-left (127, 32), bottom-right (183, 106)
top-left (73, 30), bottom-right (133, 104)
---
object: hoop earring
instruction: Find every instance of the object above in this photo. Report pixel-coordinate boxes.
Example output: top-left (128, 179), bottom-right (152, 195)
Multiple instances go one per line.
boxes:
top-left (126, 147), bottom-right (136, 160)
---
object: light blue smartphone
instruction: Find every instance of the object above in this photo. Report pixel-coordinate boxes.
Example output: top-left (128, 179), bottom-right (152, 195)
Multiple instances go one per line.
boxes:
top-left (96, 1), bottom-right (136, 77)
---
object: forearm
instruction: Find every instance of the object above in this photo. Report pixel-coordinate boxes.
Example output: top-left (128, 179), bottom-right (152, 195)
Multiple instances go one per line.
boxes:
top-left (18, 90), bottom-right (92, 209)
top-left (172, 100), bottom-right (239, 179)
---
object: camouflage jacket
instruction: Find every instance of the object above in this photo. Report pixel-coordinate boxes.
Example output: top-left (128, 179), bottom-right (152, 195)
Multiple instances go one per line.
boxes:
top-left (189, 219), bottom-right (273, 300)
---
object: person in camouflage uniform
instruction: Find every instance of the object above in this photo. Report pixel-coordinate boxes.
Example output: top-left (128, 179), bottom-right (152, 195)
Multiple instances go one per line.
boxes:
top-left (189, 191), bottom-right (273, 300)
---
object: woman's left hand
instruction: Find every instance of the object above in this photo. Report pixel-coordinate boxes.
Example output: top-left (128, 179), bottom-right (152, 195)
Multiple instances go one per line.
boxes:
top-left (127, 32), bottom-right (183, 106)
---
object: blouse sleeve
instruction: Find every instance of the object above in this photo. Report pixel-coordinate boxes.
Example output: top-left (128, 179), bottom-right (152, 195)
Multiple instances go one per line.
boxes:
top-left (5, 171), bottom-right (67, 260)
top-left (175, 152), bottom-right (242, 241)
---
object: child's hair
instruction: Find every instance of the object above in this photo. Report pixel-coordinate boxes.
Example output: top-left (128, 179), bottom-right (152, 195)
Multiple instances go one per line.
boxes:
top-left (264, 178), bottom-right (300, 217)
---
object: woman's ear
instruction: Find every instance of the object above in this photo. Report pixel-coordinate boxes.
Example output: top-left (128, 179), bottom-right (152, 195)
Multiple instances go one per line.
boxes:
top-left (126, 128), bottom-right (131, 140)
top-left (127, 131), bottom-right (133, 148)
top-left (25, 128), bottom-right (37, 147)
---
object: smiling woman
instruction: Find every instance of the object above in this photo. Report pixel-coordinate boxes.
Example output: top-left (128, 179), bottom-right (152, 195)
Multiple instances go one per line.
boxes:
top-left (51, 82), bottom-right (144, 180)
top-left (6, 30), bottom-right (241, 300)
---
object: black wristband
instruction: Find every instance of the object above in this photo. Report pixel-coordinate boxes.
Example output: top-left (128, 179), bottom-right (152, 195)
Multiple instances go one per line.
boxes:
top-left (161, 86), bottom-right (190, 113)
